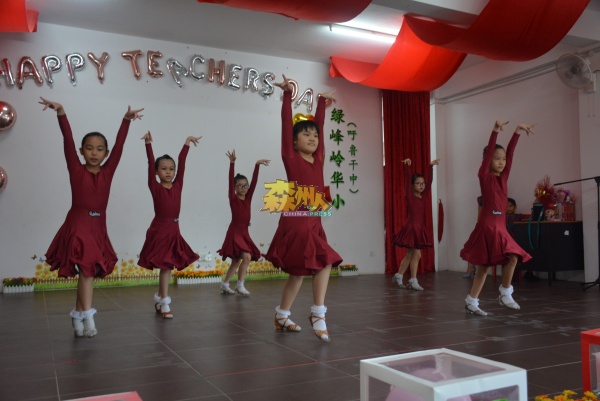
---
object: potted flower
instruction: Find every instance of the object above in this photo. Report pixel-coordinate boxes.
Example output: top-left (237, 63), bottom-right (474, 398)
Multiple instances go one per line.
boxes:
top-left (338, 264), bottom-right (358, 276)
top-left (535, 390), bottom-right (598, 401)
top-left (174, 269), bottom-right (221, 285)
top-left (3, 277), bottom-right (36, 293)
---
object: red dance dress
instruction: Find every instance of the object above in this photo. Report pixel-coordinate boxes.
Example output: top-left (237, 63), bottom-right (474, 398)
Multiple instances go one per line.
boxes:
top-left (137, 144), bottom-right (199, 271)
top-left (45, 114), bottom-right (131, 278)
top-left (264, 91), bottom-right (343, 276)
top-left (460, 131), bottom-right (531, 266)
top-left (217, 162), bottom-right (261, 261)
top-left (392, 164), bottom-right (433, 249)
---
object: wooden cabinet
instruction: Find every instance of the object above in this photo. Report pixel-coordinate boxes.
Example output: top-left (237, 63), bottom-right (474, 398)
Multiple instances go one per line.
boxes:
top-left (512, 221), bottom-right (584, 283)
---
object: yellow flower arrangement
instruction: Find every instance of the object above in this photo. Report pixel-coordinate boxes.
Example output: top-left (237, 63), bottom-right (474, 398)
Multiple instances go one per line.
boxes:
top-left (535, 390), bottom-right (598, 401)
top-left (339, 264), bottom-right (358, 271)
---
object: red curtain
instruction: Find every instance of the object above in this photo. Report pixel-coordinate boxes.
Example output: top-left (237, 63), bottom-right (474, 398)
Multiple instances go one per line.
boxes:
top-left (1, 0), bottom-right (38, 32)
top-left (405, 0), bottom-right (590, 61)
top-left (197, 0), bottom-right (371, 22)
top-left (383, 90), bottom-right (434, 274)
top-left (330, 20), bottom-right (466, 91)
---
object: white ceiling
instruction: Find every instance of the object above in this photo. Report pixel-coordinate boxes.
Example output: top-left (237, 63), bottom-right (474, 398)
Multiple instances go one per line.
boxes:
top-left (26, 0), bottom-right (600, 69)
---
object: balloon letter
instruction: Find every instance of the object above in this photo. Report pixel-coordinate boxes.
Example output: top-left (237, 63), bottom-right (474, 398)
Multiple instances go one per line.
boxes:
top-left (16, 56), bottom-right (43, 90)
top-left (147, 50), bottom-right (163, 78)
top-left (245, 68), bottom-right (260, 91)
top-left (296, 88), bottom-right (314, 112)
top-left (208, 59), bottom-right (225, 85)
top-left (166, 58), bottom-right (188, 88)
top-left (87, 52), bottom-right (109, 84)
top-left (121, 50), bottom-right (142, 79)
top-left (228, 64), bottom-right (242, 90)
top-left (189, 54), bottom-right (205, 81)
top-left (261, 72), bottom-right (275, 98)
top-left (41, 55), bottom-right (62, 87)
top-left (0, 59), bottom-right (15, 87)
top-left (66, 53), bottom-right (85, 86)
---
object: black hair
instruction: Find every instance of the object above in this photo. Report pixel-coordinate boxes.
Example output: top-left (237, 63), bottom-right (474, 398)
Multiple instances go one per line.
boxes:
top-left (482, 144), bottom-right (505, 158)
top-left (293, 120), bottom-right (319, 140)
top-left (411, 173), bottom-right (425, 185)
top-left (81, 132), bottom-right (108, 149)
top-left (234, 173), bottom-right (247, 185)
top-left (507, 197), bottom-right (516, 207)
top-left (155, 154), bottom-right (175, 170)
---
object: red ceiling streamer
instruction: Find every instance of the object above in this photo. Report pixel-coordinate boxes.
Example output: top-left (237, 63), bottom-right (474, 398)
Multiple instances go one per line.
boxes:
top-left (1, 0), bottom-right (38, 32)
top-left (197, 0), bottom-right (372, 23)
top-left (329, 21), bottom-right (466, 91)
top-left (404, 0), bottom-right (590, 61)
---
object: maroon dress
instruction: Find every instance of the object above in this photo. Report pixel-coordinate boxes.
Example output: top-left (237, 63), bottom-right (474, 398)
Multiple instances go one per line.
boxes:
top-left (217, 162), bottom-right (261, 261)
top-left (460, 131), bottom-right (531, 266)
top-left (264, 91), bottom-right (342, 276)
top-left (392, 164), bottom-right (433, 249)
top-left (45, 114), bottom-right (131, 278)
top-left (137, 144), bottom-right (199, 271)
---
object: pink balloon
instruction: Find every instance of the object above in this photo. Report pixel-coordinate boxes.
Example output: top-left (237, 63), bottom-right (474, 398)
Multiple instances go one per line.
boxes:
top-left (0, 166), bottom-right (7, 192)
top-left (0, 101), bottom-right (16, 131)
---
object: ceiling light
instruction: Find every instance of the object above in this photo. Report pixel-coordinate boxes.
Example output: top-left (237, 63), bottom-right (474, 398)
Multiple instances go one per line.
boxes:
top-left (329, 24), bottom-right (396, 44)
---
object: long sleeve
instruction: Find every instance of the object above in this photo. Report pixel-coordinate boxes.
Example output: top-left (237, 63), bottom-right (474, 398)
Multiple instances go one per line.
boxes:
top-left (145, 143), bottom-right (156, 188)
top-left (479, 130), bottom-right (498, 178)
top-left (502, 132), bottom-right (520, 178)
top-left (423, 164), bottom-right (434, 196)
top-left (174, 144), bottom-right (190, 186)
top-left (314, 95), bottom-right (327, 163)
top-left (228, 161), bottom-right (235, 201)
top-left (57, 114), bottom-right (80, 173)
top-left (246, 163), bottom-right (260, 200)
top-left (102, 118), bottom-right (131, 174)
top-left (404, 163), bottom-right (412, 199)
top-left (281, 90), bottom-right (295, 160)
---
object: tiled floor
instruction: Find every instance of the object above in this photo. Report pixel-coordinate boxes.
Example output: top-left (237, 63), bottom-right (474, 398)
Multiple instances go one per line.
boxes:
top-left (1, 271), bottom-right (598, 401)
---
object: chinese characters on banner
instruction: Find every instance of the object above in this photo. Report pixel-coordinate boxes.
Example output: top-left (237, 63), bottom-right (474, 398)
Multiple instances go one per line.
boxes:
top-left (329, 108), bottom-right (359, 209)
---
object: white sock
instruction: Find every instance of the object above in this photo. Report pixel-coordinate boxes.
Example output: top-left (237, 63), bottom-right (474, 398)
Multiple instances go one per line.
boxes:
top-left (465, 295), bottom-right (479, 306)
top-left (395, 273), bottom-right (403, 280)
top-left (310, 305), bottom-right (327, 331)
top-left (221, 282), bottom-right (230, 288)
top-left (236, 280), bottom-right (244, 288)
top-left (160, 296), bottom-right (171, 313)
top-left (409, 278), bottom-right (418, 283)
top-left (499, 285), bottom-right (513, 296)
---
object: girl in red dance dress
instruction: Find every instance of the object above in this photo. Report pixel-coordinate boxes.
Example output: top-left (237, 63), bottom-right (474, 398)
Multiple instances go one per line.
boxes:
top-left (265, 75), bottom-right (342, 342)
top-left (392, 158), bottom-right (439, 291)
top-left (218, 150), bottom-right (269, 296)
top-left (138, 131), bottom-right (201, 319)
top-left (461, 121), bottom-right (534, 316)
top-left (39, 97), bottom-right (143, 337)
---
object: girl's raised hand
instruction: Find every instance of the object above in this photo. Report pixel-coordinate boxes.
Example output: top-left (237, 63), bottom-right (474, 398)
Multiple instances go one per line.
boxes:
top-left (141, 131), bottom-right (153, 144)
top-left (319, 90), bottom-right (336, 103)
top-left (430, 159), bottom-right (440, 166)
top-left (226, 149), bottom-right (236, 163)
top-left (402, 158), bottom-right (411, 166)
top-left (515, 123), bottom-right (535, 136)
top-left (494, 120), bottom-right (509, 131)
top-left (38, 97), bottom-right (64, 115)
top-left (124, 106), bottom-right (144, 121)
top-left (185, 136), bottom-right (202, 147)
top-left (273, 74), bottom-right (293, 92)
top-left (256, 159), bottom-right (270, 166)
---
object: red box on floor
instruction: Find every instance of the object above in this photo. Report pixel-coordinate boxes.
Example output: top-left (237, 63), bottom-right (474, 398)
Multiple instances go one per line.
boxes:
top-left (581, 328), bottom-right (600, 393)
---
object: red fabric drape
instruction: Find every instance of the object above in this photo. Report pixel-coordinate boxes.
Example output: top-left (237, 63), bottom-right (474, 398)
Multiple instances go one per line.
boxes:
top-left (197, 0), bottom-right (371, 22)
top-left (438, 200), bottom-right (444, 243)
top-left (329, 20), bottom-right (466, 91)
top-left (405, 0), bottom-right (590, 61)
top-left (1, 0), bottom-right (38, 32)
top-left (383, 90), bottom-right (434, 275)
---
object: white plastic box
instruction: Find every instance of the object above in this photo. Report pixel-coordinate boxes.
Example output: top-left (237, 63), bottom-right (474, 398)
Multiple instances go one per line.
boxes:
top-left (360, 348), bottom-right (527, 401)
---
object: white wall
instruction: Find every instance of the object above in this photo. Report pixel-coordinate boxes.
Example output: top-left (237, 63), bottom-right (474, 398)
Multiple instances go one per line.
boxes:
top-left (0, 23), bottom-right (385, 279)
top-left (434, 48), bottom-right (592, 279)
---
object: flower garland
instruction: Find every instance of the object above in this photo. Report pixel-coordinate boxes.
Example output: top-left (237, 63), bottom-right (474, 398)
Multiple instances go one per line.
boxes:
top-left (173, 270), bottom-right (221, 279)
top-left (535, 390), bottom-right (598, 401)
